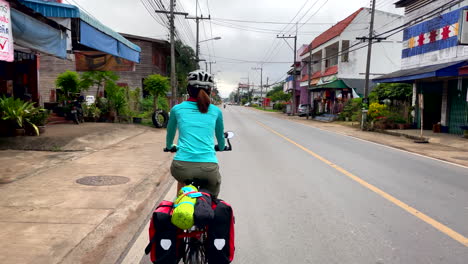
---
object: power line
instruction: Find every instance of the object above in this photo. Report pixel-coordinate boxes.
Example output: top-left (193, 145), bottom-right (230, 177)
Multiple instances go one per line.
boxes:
top-left (211, 17), bottom-right (343, 25)
top-left (206, 0), bottom-right (217, 65)
top-left (260, 0), bottom-right (313, 64)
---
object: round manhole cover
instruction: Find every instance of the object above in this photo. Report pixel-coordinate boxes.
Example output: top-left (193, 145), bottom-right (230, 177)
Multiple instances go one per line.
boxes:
top-left (76, 176), bottom-right (130, 186)
top-left (452, 156), bottom-right (468, 161)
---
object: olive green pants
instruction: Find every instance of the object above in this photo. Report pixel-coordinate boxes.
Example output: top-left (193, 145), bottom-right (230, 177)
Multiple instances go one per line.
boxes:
top-left (170, 160), bottom-right (221, 197)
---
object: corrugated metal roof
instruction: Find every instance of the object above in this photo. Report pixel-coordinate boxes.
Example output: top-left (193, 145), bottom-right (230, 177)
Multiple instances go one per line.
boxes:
top-left (20, 0), bottom-right (80, 17)
top-left (19, 0), bottom-right (141, 52)
top-left (373, 61), bottom-right (467, 83)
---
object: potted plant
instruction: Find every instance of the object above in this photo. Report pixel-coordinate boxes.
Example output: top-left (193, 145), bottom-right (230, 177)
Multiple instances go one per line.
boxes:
top-left (0, 96), bottom-right (39, 136)
top-left (394, 116), bottom-right (408, 130)
top-left (82, 103), bottom-right (101, 122)
top-left (27, 109), bottom-right (49, 135)
top-left (132, 112), bottom-right (145, 124)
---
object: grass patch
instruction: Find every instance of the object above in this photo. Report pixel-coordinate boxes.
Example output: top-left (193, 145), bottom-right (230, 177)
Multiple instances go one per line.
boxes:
top-left (254, 106), bottom-right (280, 112)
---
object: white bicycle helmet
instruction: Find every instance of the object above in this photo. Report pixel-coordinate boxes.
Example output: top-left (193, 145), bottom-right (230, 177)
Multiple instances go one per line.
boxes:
top-left (187, 70), bottom-right (214, 89)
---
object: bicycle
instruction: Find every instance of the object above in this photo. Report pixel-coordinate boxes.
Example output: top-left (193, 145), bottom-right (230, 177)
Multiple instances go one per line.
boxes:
top-left (163, 131), bottom-right (234, 264)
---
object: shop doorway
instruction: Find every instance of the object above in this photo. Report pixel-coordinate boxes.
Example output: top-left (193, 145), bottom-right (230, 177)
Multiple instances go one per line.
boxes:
top-left (419, 81), bottom-right (442, 130)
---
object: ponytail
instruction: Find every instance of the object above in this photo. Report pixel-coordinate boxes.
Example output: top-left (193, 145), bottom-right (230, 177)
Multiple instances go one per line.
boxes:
top-left (197, 89), bottom-right (211, 113)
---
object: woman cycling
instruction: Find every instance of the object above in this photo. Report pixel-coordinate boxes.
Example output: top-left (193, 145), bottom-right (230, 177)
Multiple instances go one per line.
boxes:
top-left (165, 70), bottom-right (226, 197)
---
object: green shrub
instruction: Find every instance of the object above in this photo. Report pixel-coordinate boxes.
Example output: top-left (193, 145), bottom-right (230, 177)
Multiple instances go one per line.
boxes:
top-left (141, 95), bottom-right (169, 113)
top-left (144, 74), bottom-right (170, 111)
top-left (55, 71), bottom-right (83, 101)
top-left (273, 102), bottom-right (287, 111)
top-left (105, 82), bottom-right (128, 115)
top-left (30, 109), bottom-right (50, 126)
top-left (82, 104), bottom-right (101, 119)
top-left (338, 98), bottom-right (362, 121)
top-left (368, 102), bottom-right (390, 120)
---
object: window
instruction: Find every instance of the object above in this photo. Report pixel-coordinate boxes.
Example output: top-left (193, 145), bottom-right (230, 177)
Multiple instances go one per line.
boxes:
top-left (341, 40), bottom-right (350, 62)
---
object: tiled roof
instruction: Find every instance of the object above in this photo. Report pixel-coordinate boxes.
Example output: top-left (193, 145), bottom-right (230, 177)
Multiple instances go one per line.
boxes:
top-left (323, 65), bottom-right (338, 76)
top-left (300, 8), bottom-right (364, 56)
top-left (300, 75), bottom-right (309, 82)
top-left (311, 71), bottom-right (322, 79)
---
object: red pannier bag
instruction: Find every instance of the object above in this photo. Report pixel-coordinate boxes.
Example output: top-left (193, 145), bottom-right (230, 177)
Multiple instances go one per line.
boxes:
top-left (145, 200), bottom-right (181, 264)
top-left (207, 199), bottom-right (235, 263)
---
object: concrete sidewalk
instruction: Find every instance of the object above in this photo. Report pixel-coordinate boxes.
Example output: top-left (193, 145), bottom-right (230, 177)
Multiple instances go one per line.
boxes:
top-left (0, 128), bottom-right (174, 264)
top-left (256, 109), bottom-right (468, 167)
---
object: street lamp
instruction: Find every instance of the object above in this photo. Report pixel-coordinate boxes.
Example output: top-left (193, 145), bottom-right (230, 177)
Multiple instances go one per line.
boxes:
top-left (197, 37), bottom-right (221, 66)
top-left (199, 36), bottom-right (221, 43)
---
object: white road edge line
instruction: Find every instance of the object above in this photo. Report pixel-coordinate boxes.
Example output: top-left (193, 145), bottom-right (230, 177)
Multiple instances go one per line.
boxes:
top-left (120, 181), bottom-right (177, 264)
top-left (249, 109), bottom-right (468, 170)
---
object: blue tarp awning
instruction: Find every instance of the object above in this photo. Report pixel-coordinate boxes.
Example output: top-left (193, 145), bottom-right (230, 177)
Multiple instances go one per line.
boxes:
top-left (373, 61), bottom-right (468, 83)
top-left (11, 9), bottom-right (67, 58)
top-left (19, 0), bottom-right (141, 63)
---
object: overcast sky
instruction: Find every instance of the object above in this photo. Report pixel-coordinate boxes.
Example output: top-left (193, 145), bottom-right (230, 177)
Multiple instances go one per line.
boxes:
top-left (64, 0), bottom-right (402, 97)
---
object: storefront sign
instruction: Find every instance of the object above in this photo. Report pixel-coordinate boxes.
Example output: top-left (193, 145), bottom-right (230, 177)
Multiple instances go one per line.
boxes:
top-left (0, 0), bottom-right (13, 62)
top-left (460, 10), bottom-right (468, 45)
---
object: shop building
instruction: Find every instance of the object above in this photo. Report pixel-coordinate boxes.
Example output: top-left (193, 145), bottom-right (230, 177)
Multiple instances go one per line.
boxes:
top-left (375, 0), bottom-right (468, 135)
top-left (0, 0), bottom-right (67, 103)
top-left (300, 8), bottom-right (403, 115)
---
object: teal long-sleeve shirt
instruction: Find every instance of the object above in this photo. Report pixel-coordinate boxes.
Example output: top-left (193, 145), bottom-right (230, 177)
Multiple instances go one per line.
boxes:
top-left (166, 101), bottom-right (225, 163)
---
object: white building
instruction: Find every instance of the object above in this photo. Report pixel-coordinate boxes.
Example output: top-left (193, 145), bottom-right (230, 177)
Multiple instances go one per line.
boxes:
top-left (300, 8), bottom-right (403, 114)
top-left (375, 0), bottom-right (468, 135)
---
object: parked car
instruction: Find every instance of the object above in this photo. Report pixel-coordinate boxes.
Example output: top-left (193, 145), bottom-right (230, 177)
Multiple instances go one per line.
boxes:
top-left (298, 104), bottom-right (311, 117)
top-left (244, 102), bottom-right (251, 107)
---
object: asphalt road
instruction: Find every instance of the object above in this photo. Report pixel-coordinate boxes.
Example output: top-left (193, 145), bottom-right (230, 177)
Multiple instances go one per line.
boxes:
top-left (137, 105), bottom-right (468, 264)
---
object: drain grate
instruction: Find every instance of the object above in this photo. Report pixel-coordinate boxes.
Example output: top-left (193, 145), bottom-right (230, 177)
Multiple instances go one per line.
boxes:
top-left (452, 156), bottom-right (468, 161)
top-left (76, 176), bottom-right (130, 186)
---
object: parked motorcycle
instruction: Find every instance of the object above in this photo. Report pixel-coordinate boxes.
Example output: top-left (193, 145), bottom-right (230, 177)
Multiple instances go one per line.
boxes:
top-left (65, 98), bottom-right (84, 124)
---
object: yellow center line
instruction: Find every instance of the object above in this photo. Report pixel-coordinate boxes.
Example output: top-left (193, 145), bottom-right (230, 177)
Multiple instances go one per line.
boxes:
top-left (256, 120), bottom-right (468, 247)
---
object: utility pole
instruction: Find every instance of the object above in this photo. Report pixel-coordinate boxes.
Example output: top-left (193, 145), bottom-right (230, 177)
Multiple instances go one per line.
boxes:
top-left (155, 1), bottom-right (188, 108)
top-left (186, 9), bottom-right (211, 68)
top-left (265, 77), bottom-right (269, 109)
top-left (357, 0), bottom-right (383, 130)
top-left (252, 66), bottom-right (263, 106)
top-left (277, 32), bottom-right (297, 115)
top-left (307, 47), bottom-right (312, 119)
top-left (364, 0), bottom-right (376, 100)
top-left (207, 61), bottom-right (216, 74)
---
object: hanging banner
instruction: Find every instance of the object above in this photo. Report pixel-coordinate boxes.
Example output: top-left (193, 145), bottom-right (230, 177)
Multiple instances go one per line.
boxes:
top-left (0, 0), bottom-right (13, 62)
top-left (75, 51), bottom-right (135, 72)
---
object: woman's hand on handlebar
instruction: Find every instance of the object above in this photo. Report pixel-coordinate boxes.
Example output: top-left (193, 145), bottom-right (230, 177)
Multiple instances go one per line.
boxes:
top-left (215, 145), bottom-right (231, 151)
top-left (164, 145), bottom-right (177, 152)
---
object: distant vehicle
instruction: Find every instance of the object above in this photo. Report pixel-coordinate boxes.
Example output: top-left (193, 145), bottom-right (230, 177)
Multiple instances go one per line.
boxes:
top-left (298, 104), bottom-right (311, 117)
top-left (85, 95), bottom-right (95, 105)
top-left (244, 102), bottom-right (251, 107)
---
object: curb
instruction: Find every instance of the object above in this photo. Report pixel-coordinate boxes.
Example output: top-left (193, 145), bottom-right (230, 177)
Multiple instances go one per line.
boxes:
top-left (374, 129), bottom-right (430, 142)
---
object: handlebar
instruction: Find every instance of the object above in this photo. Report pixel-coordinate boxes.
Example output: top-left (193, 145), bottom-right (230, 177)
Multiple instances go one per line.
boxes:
top-left (164, 131), bottom-right (234, 153)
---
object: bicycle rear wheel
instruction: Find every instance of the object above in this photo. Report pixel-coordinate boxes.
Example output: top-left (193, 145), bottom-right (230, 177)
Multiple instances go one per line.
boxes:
top-left (185, 240), bottom-right (206, 264)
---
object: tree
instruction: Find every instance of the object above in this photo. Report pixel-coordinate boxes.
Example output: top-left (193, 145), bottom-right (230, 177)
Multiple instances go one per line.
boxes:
top-left (266, 84), bottom-right (284, 97)
top-left (267, 84), bottom-right (291, 103)
top-left (105, 82), bottom-right (128, 116)
top-left (175, 40), bottom-right (197, 96)
top-left (370, 83), bottom-right (413, 103)
top-left (228, 91), bottom-right (238, 103)
top-left (81, 71), bottom-right (119, 98)
top-left (55, 71), bottom-right (85, 101)
top-left (144, 74), bottom-right (170, 111)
